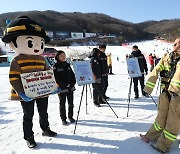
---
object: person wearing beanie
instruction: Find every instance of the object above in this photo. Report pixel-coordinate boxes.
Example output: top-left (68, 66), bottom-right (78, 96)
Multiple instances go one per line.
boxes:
top-left (1, 16), bottom-right (57, 149)
top-left (53, 50), bottom-right (76, 125)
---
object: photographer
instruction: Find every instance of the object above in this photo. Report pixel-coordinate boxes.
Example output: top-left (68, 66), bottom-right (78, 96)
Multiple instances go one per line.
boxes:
top-left (140, 38), bottom-right (180, 153)
top-left (53, 50), bottom-right (76, 125)
top-left (129, 45), bottom-right (148, 98)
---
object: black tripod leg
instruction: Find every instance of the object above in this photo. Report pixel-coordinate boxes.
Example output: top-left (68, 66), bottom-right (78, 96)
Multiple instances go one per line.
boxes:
top-left (88, 84), bottom-right (92, 99)
top-left (73, 85), bottom-right (85, 134)
top-left (127, 78), bottom-right (132, 117)
top-left (156, 77), bottom-right (161, 95)
top-left (149, 94), bottom-right (157, 107)
top-left (94, 84), bottom-right (118, 118)
top-left (86, 84), bottom-right (88, 114)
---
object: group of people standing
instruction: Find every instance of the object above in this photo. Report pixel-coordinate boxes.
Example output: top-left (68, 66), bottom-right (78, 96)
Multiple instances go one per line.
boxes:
top-left (89, 45), bottom-right (110, 107)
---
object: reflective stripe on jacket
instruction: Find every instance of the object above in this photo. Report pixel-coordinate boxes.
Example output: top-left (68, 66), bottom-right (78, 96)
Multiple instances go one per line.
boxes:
top-left (144, 53), bottom-right (171, 94)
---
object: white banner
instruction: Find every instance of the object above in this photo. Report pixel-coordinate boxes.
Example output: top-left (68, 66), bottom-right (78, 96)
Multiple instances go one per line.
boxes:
top-left (73, 60), bottom-right (95, 86)
top-left (85, 33), bottom-right (96, 38)
top-left (126, 58), bottom-right (142, 78)
top-left (20, 70), bottom-right (57, 98)
top-left (71, 32), bottom-right (83, 39)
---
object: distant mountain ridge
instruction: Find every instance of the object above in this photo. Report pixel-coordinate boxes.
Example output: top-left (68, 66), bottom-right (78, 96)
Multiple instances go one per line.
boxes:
top-left (0, 10), bottom-right (179, 41)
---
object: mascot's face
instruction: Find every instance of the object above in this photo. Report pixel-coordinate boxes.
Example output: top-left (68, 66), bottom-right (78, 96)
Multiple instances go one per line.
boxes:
top-left (9, 35), bottom-right (45, 55)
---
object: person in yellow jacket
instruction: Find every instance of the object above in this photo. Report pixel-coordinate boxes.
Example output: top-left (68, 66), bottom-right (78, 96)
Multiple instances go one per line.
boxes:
top-left (107, 53), bottom-right (113, 74)
top-left (140, 38), bottom-right (180, 153)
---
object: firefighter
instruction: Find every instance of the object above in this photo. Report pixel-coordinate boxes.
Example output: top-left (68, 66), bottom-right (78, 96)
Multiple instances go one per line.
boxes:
top-left (140, 38), bottom-right (180, 153)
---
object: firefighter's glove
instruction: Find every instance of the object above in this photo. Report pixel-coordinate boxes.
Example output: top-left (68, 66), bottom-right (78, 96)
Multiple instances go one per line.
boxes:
top-left (19, 92), bottom-right (33, 102)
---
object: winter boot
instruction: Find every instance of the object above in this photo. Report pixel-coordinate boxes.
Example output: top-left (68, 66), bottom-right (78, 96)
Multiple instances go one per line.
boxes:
top-left (94, 102), bottom-right (101, 107)
top-left (99, 99), bottom-right (106, 104)
top-left (62, 120), bottom-right (68, 125)
top-left (142, 91), bottom-right (149, 97)
top-left (150, 144), bottom-right (167, 154)
top-left (134, 94), bottom-right (139, 99)
top-left (42, 128), bottom-right (57, 137)
top-left (26, 136), bottom-right (37, 149)
top-left (69, 117), bottom-right (75, 123)
top-left (140, 134), bottom-right (150, 143)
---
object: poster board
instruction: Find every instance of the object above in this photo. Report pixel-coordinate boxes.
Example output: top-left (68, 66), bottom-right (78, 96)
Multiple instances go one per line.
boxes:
top-left (126, 57), bottom-right (142, 78)
top-left (20, 70), bottom-right (57, 98)
top-left (73, 60), bottom-right (95, 86)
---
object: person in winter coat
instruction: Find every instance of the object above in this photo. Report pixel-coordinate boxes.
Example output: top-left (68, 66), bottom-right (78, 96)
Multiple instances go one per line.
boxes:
top-left (90, 48), bottom-right (102, 107)
top-left (149, 53), bottom-right (155, 72)
top-left (140, 38), bottom-right (180, 153)
top-left (129, 45), bottom-right (148, 98)
top-left (53, 50), bottom-right (76, 125)
top-left (107, 53), bottom-right (113, 74)
top-left (99, 44), bottom-right (109, 100)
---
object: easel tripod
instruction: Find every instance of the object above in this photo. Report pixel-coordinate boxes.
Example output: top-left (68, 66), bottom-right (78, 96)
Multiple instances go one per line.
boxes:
top-left (127, 78), bottom-right (157, 117)
top-left (73, 84), bottom-right (118, 134)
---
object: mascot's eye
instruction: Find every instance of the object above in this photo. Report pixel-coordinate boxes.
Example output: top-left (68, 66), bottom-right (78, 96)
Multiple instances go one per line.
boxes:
top-left (41, 42), bottom-right (44, 49)
top-left (28, 40), bottom-right (33, 48)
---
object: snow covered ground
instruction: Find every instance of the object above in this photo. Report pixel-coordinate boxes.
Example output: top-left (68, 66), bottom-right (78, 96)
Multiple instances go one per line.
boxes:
top-left (0, 40), bottom-right (179, 154)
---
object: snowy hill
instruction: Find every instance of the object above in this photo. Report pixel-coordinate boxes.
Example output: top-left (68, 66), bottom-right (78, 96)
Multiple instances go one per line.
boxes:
top-left (0, 40), bottom-right (179, 154)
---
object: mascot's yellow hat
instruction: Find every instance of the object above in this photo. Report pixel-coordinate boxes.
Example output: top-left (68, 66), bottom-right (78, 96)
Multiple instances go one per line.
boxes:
top-left (2, 16), bottom-right (50, 43)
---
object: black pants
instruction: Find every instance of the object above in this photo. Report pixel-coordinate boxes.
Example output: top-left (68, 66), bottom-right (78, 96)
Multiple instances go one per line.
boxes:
top-left (101, 76), bottom-right (108, 97)
top-left (58, 91), bottom-right (74, 121)
top-left (133, 75), bottom-right (145, 96)
top-left (92, 82), bottom-right (101, 103)
top-left (108, 65), bottom-right (112, 74)
top-left (21, 97), bottom-right (49, 140)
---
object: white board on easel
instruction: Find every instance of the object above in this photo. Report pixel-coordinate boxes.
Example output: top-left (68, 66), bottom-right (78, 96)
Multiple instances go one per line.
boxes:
top-left (73, 60), bottom-right (95, 86)
top-left (126, 57), bottom-right (142, 78)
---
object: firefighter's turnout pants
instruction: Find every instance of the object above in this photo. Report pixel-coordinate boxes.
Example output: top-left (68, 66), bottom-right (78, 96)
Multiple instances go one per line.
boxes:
top-left (146, 91), bottom-right (180, 152)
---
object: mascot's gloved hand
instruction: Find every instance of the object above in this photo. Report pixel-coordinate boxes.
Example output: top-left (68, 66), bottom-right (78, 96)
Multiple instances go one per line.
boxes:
top-left (19, 92), bottom-right (33, 102)
top-left (52, 87), bottom-right (61, 95)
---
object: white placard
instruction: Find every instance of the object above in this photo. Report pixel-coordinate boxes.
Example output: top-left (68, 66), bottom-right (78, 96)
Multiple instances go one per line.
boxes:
top-left (73, 60), bottom-right (95, 86)
top-left (20, 70), bottom-right (57, 98)
top-left (126, 58), bottom-right (142, 78)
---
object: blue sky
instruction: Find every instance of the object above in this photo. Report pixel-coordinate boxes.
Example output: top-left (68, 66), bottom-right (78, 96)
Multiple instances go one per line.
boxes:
top-left (0, 0), bottom-right (179, 23)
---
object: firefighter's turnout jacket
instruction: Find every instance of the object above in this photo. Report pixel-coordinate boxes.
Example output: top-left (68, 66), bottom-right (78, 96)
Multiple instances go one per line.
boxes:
top-left (144, 51), bottom-right (180, 95)
top-left (144, 51), bottom-right (180, 152)
top-left (9, 54), bottom-right (50, 100)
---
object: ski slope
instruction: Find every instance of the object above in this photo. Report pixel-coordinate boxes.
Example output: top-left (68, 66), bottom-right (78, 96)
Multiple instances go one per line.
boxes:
top-left (0, 40), bottom-right (179, 154)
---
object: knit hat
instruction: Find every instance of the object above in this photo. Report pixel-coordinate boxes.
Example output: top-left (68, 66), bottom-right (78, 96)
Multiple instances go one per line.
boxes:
top-left (2, 16), bottom-right (50, 43)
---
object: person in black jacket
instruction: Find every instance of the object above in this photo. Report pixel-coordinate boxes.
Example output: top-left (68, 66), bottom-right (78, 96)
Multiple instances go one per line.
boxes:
top-left (130, 45), bottom-right (148, 99)
top-left (99, 45), bottom-right (109, 100)
top-left (53, 50), bottom-right (76, 125)
top-left (90, 48), bottom-right (102, 107)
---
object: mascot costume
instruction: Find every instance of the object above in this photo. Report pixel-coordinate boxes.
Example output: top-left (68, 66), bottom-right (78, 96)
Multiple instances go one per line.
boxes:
top-left (2, 16), bottom-right (57, 148)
